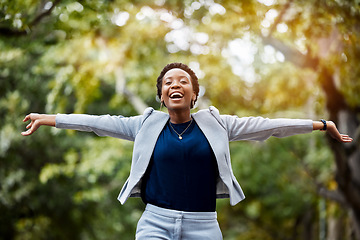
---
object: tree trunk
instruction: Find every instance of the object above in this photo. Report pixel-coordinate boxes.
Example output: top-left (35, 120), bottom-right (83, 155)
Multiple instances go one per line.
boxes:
top-left (319, 67), bottom-right (360, 240)
top-left (115, 67), bottom-right (148, 114)
top-left (263, 36), bottom-right (360, 239)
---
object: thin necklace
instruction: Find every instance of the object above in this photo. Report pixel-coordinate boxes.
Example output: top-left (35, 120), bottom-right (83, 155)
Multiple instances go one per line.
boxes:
top-left (169, 118), bottom-right (193, 140)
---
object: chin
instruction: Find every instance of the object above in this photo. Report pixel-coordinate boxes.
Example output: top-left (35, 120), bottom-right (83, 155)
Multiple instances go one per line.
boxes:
top-left (166, 103), bottom-right (190, 111)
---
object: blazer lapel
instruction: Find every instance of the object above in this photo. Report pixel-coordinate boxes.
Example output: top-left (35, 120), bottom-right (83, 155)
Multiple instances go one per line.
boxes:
top-left (192, 110), bottom-right (230, 179)
top-left (131, 111), bottom-right (169, 179)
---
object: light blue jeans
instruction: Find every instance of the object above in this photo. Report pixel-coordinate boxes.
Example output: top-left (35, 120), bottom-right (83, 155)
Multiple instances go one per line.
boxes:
top-left (136, 204), bottom-right (223, 240)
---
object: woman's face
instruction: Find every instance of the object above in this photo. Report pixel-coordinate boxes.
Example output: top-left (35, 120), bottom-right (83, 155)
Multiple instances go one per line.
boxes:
top-left (161, 68), bottom-right (196, 112)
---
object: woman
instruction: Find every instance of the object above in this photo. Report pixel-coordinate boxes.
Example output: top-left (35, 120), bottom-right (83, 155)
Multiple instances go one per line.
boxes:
top-left (22, 62), bottom-right (353, 239)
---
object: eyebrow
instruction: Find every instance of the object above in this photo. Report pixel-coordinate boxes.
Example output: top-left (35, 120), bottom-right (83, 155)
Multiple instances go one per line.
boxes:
top-left (163, 75), bottom-right (190, 81)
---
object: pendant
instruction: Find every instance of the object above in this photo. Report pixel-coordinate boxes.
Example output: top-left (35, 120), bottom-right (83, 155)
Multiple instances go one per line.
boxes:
top-left (179, 136), bottom-right (182, 140)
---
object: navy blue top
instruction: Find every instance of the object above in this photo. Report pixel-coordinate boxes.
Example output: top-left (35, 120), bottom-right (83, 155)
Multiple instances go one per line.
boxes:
top-left (141, 119), bottom-right (219, 212)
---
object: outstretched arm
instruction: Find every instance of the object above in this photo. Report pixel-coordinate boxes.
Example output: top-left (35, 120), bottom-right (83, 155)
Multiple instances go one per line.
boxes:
top-left (21, 113), bottom-right (56, 136)
top-left (222, 114), bottom-right (353, 143)
top-left (312, 120), bottom-right (353, 143)
top-left (22, 112), bottom-right (145, 141)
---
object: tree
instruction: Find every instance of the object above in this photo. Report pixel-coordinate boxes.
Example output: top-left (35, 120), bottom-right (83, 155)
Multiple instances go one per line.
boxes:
top-left (260, 1), bottom-right (360, 238)
top-left (0, 0), bottom-right (358, 239)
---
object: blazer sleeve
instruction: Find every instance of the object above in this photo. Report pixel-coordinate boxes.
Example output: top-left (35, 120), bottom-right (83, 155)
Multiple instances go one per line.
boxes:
top-left (221, 115), bottom-right (314, 142)
top-left (55, 113), bottom-right (145, 141)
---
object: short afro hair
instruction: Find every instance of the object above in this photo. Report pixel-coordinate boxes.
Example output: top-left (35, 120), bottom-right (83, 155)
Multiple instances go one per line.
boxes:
top-left (156, 62), bottom-right (199, 108)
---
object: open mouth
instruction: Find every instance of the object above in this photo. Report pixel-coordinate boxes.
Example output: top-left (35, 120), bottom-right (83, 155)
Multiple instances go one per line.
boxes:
top-left (169, 92), bottom-right (184, 99)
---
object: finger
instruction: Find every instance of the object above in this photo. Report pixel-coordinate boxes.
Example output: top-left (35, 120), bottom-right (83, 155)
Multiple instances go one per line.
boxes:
top-left (344, 137), bottom-right (353, 142)
top-left (340, 134), bottom-right (353, 142)
top-left (21, 131), bottom-right (29, 136)
top-left (26, 121), bottom-right (33, 129)
top-left (22, 120), bottom-right (38, 136)
top-left (23, 115), bottom-right (30, 122)
top-left (21, 129), bottom-right (32, 136)
top-left (22, 123), bottom-right (38, 136)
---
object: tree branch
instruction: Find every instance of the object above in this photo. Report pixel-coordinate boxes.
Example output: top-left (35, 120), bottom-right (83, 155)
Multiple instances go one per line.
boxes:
top-left (0, 27), bottom-right (26, 36)
top-left (285, 143), bottom-right (348, 207)
top-left (0, 0), bottom-right (61, 37)
top-left (261, 36), bottom-right (319, 70)
top-left (30, 0), bottom-right (61, 27)
top-left (262, 0), bottom-right (319, 70)
top-left (318, 188), bottom-right (347, 206)
top-left (115, 68), bottom-right (148, 114)
top-left (267, 0), bottom-right (294, 37)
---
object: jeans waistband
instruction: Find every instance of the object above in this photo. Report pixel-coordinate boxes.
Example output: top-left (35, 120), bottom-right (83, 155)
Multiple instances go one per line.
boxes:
top-left (145, 204), bottom-right (217, 220)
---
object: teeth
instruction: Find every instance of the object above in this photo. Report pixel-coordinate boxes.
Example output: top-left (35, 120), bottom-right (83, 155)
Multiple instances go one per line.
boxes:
top-left (170, 93), bottom-right (183, 98)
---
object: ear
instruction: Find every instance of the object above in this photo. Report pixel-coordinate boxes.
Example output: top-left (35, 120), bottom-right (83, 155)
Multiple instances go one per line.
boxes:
top-left (192, 92), bottom-right (196, 101)
top-left (160, 95), bottom-right (164, 102)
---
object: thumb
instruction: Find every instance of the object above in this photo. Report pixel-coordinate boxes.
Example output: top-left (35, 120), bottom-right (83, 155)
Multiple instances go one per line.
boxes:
top-left (21, 119), bottom-right (40, 136)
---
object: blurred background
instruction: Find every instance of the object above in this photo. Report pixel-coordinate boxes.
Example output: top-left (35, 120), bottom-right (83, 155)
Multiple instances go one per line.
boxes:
top-left (0, 0), bottom-right (359, 239)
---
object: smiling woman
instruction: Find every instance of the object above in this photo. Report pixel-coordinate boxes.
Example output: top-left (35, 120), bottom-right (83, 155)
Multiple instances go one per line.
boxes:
top-left (156, 62), bottom-right (199, 108)
top-left (21, 62), bottom-right (353, 240)
top-left (160, 68), bottom-right (196, 124)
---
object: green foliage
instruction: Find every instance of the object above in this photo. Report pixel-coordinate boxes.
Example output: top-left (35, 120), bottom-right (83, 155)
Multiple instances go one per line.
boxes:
top-left (1, 0), bottom-right (358, 239)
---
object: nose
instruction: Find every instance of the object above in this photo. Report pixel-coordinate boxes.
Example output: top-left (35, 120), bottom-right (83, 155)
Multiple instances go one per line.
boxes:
top-left (170, 80), bottom-right (180, 88)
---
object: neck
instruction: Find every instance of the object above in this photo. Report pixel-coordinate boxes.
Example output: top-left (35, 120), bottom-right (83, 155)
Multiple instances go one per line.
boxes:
top-left (168, 109), bottom-right (191, 124)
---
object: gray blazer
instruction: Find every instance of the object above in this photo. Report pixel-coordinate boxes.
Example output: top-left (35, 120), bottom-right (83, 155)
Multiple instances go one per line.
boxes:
top-left (56, 106), bottom-right (313, 206)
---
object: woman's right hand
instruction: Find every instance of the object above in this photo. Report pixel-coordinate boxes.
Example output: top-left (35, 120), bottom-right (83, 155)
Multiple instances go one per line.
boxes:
top-left (21, 113), bottom-right (56, 136)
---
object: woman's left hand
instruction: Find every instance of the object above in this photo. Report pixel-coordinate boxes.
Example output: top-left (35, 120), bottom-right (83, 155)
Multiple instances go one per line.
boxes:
top-left (325, 121), bottom-right (353, 143)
